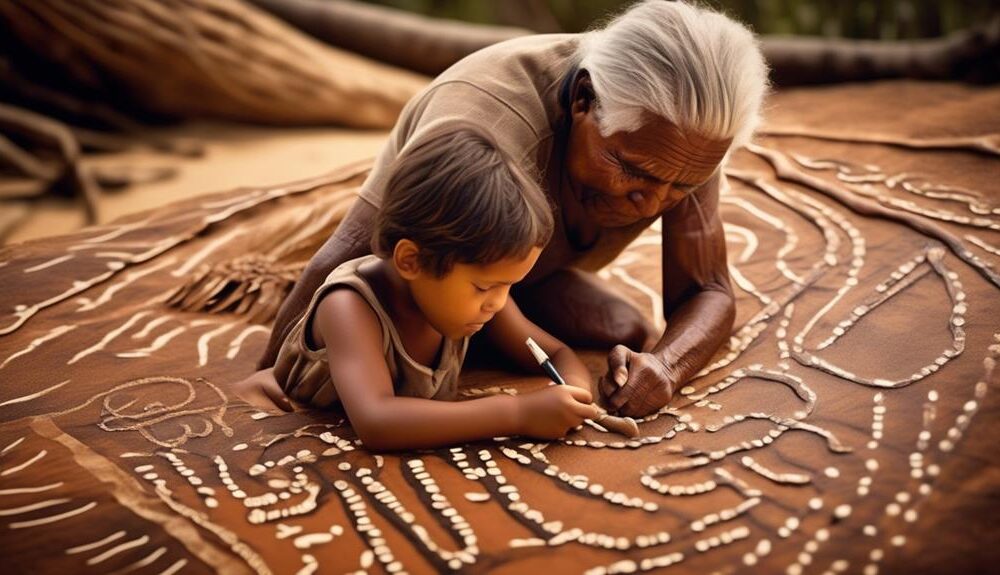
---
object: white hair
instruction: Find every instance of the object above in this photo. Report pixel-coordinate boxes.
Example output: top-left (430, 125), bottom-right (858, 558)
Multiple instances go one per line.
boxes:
top-left (578, 0), bottom-right (769, 150)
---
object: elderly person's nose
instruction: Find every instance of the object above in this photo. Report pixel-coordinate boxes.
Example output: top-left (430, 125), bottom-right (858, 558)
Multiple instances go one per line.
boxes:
top-left (628, 190), bottom-right (661, 218)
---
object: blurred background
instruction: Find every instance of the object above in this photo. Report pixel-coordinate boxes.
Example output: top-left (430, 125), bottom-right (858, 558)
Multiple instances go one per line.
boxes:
top-left (1, 0), bottom-right (997, 246)
top-left (366, 0), bottom-right (998, 38)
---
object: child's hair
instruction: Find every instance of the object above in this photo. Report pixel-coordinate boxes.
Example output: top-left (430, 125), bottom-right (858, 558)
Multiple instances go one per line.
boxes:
top-left (372, 123), bottom-right (554, 277)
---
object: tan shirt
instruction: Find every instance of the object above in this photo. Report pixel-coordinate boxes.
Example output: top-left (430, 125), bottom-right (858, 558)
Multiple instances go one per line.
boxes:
top-left (274, 255), bottom-right (469, 408)
top-left (357, 33), bottom-right (652, 273)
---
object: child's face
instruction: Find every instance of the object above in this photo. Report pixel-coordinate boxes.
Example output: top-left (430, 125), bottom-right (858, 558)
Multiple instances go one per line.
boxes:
top-left (409, 247), bottom-right (543, 339)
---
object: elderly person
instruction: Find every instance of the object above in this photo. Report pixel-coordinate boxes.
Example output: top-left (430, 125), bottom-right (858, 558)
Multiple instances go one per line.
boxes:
top-left (257, 0), bottom-right (768, 417)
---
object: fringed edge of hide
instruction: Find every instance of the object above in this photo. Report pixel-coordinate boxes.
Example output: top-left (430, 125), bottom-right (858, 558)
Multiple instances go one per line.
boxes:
top-left (167, 255), bottom-right (303, 324)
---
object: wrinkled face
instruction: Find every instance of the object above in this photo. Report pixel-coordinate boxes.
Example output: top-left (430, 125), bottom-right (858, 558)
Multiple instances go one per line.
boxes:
top-left (564, 78), bottom-right (732, 228)
top-left (407, 247), bottom-right (543, 339)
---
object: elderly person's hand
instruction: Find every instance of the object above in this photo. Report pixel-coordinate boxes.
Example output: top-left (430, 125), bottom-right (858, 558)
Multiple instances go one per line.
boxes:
top-left (258, 0), bottom-right (766, 421)
top-left (598, 344), bottom-right (676, 417)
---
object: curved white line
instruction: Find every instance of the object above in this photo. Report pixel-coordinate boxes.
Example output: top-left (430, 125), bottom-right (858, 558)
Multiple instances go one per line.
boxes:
top-left (0, 379), bottom-right (70, 408)
top-left (0, 498), bottom-right (70, 516)
top-left (198, 323), bottom-right (237, 367)
top-left (158, 559), bottom-right (188, 575)
top-left (1, 437), bottom-right (24, 456)
top-left (1, 326), bottom-right (77, 370)
top-left (24, 255), bottom-right (74, 273)
top-left (1, 449), bottom-right (46, 476)
top-left (0, 482), bottom-right (63, 496)
top-left (86, 534), bottom-right (150, 565)
top-left (9, 501), bottom-right (96, 529)
top-left (68, 311), bottom-right (152, 364)
top-left (66, 530), bottom-right (126, 554)
top-left (227, 325), bottom-right (271, 360)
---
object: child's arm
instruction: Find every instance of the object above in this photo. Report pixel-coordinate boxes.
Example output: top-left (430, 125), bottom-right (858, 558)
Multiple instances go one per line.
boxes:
top-left (480, 296), bottom-right (594, 394)
top-left (313, 289), bottom-right (597, 450)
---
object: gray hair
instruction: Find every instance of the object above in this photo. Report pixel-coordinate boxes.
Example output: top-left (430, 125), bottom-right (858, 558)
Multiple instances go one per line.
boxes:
top-left (579, 0), bottom-right (769, 150)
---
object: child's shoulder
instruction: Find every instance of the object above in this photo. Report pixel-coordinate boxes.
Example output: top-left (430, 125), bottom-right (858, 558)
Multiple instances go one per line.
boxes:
top-left (315, 255), bottom-right (389, 318)
top-left (322, 254), bottom-right (380, 283)
top-left (312, 286), bottom-right (383, 351)
top-left (317, 284), bottom-right (369, 311)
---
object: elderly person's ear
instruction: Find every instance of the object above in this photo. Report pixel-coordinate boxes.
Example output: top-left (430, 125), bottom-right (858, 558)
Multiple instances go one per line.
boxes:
top-left (570, 70), bottom-right (597, 116)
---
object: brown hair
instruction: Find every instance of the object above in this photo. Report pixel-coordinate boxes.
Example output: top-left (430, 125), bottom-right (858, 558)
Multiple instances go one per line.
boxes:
top-left (372, 124), bottom-right (553, 277)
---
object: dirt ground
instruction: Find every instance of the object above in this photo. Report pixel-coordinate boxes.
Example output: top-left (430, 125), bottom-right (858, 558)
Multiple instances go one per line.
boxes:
top-left (5, 122), bottom-right (389, 245)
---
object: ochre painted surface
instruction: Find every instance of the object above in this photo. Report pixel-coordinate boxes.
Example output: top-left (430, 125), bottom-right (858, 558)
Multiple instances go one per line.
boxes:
top-left (0, 82), bottom-right (998, 573)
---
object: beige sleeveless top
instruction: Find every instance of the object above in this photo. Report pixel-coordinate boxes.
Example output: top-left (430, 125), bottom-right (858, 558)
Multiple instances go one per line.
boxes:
top-left (274, 255), bottom-right (469, 408)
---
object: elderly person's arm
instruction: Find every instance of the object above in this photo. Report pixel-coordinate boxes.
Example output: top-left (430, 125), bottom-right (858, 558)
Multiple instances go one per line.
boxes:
top-left (600, 172), bottom-right (735, 416)
top-left (257, 199), bottom-right (377, 369)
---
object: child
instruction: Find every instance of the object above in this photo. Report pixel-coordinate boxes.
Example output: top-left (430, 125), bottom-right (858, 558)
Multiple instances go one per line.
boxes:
top-left (235, 124), bottom-right (601, 450)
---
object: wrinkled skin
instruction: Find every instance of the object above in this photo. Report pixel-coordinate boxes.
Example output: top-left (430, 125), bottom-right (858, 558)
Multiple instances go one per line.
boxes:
top-left (527, 71), bottom-right (735, 416)
top-left (261, 69), bottom-right (736, 418)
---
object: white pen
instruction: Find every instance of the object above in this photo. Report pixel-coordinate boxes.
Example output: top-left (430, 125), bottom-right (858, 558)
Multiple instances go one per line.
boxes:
top-left (525, 337), bottom-right (567, 386)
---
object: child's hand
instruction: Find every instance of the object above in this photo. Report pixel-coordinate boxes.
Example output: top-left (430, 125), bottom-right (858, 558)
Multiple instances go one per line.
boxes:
top-left (515, 385), bottom-right (601, 440)
top-left (232, 368), bottom-right (294, 413)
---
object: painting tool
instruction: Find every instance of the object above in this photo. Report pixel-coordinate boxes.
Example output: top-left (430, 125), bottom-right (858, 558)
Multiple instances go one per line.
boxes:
top-left (525, 337), bottom-right (641, 438)
top-left (525, 337), bottom-right (567, 386)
